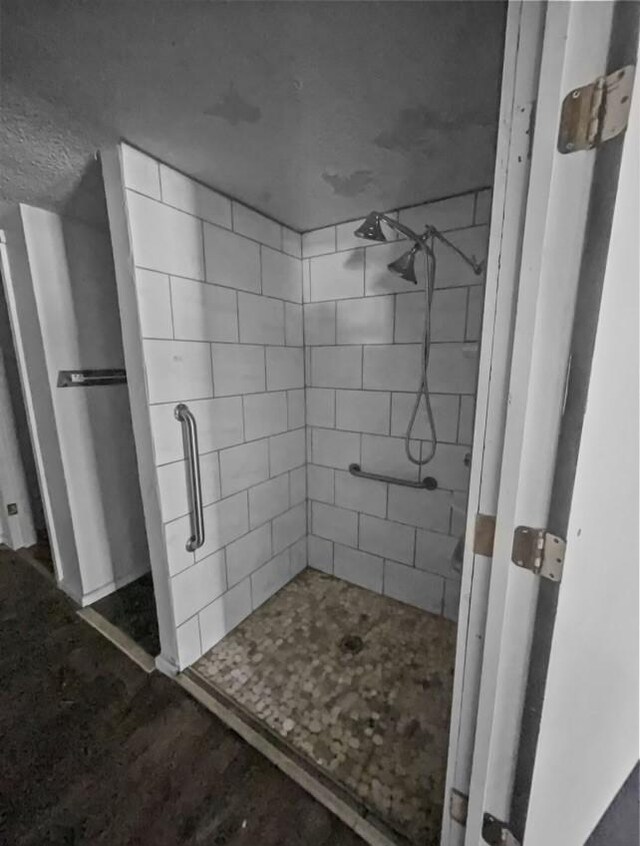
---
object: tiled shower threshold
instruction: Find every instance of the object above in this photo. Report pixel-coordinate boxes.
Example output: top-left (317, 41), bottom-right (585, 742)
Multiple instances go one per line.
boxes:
top-left (185, 569), bottom-right (457, 846)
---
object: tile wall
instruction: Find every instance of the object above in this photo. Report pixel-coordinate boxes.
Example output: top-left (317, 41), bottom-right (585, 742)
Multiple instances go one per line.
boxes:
top-left (302, 190), bottom-right (491, 621)
top-left (119, 145), bottom-right (306, 667)
top-left (116, 143), bottom-right (491, 667)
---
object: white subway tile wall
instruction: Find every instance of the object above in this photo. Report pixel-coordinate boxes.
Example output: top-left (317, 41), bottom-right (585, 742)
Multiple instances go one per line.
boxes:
top-left (121, 145), bottom-right (307, 668)
top-left (123, 145), bottom-right (490, 663)
top-left (304, 187), bottom-right (489, 621)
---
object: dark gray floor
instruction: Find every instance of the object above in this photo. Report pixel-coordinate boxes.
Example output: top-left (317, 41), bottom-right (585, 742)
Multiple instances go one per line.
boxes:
top-left (92, 572), bottom-right (161, 657)
top-left (0, 548), bottom-right (365, 846)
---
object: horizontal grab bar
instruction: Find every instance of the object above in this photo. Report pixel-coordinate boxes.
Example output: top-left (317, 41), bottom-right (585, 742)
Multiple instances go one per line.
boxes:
top-left (348, 463), bottom-right (437, 490)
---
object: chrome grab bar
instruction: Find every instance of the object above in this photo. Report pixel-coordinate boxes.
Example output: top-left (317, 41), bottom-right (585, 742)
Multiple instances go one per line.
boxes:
top-left (348, 463), bottom-right (437, 490)
top-left (175, 403), bottom-right (205, 551)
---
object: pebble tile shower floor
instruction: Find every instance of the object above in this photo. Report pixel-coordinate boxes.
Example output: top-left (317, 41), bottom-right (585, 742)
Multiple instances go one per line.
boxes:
top-left (192, 569), bottom-right (457, 845)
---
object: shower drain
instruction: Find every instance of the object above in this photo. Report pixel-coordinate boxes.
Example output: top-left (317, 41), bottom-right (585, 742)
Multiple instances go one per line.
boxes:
top-left (339, 634), bottom-right (364, 655)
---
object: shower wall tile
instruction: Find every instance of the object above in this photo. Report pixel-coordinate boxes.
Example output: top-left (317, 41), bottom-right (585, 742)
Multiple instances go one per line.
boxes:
top-left (302, 226), bottom-right (336, 258)
top-left (269, 428), bottom-right (306, 476)
top-left (307, 464), bottom-right (334, 504)
top-left (237, 292), bottom-right (284, 345)
top-left (334, 470), bottom-right (387, 519)
top-left (336, 295), bottom-right (395, 345)
top-left (159, 165), bottom-right (232, 229)
top-left (312, 502), bottom-right (358, 548)
top-left (285, 303), bottom-right (303, 346)
top-left (311, 346), bottom-right (362, 388)
top-left (122, 146), bottom-right (161, 199)
top-left (199, 579), bottom-right (252, 653)
top-left (335, 389), bottom-right (390, 436)
top-left (251, 549), bottom-right (292, 609)
top-left (211, 343), bottom-right (265, 396)
top-left (204, 224), bottom-right (261, 293)
top-left (170, 550), bottom-right (227, 625)
top-left (287, 389), bottom-right (306, 429)
top-left (272, 504), bottom-right (306, 555)
top-left (282, 227), bottom-right (303, 258)
top-left (262, 248), bottom-right (303, 303)
top-left (307, 534), bottom-right (334, 574)
top-left (171, 277), bottom-right (239, 343)
top-left (334, 543), bottom-right (384, 593)
top-left (144, 339), bottom-right (213, 404)
top-left (121, 145), bottom-right (307, 667)
top-left (304, 301), bottom-right (336, 346)
top-left (309, 250), bottom-right (364, 301)
top-left (135, 269), bottom-right (173, 339)
top-left (311, 427), bottom-right (360, 470)
top-left (390, 392), bottom-right (459, 443)
top-left (226, 523), bottom-right (272, 587)
top-left (383, 560), bottom-right (444, 615)
top-left (128, 191), bottom-right (204, 280)
top-left (232, 203), bottom-right (282, 250)
top-left (149, 397), bottom-right (244, 465)
top-left (359, 514), bottom-right (415, 566)
top-left (301, 187), bottom-right (488, 617)
top-left (306, 388), bottom-right (335, 428)
top-left (242, 392), bottom-right (288, 441)
top-left (444, 578), bottom-right (462, 622)
top-left (219, 439), bottom-right (270, 498)
top-left (248, 473), bottom-right (290, 529)
top-left (266, 347), bottom-right (304, 390)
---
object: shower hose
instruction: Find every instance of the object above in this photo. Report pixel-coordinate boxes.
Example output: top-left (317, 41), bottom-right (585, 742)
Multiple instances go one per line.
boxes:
top-left (404, 231), bottom-right (438, 470)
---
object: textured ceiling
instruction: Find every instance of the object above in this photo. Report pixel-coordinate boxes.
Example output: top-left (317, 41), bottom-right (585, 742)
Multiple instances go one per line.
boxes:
top-left (1, 1), bottom-right (506, 231)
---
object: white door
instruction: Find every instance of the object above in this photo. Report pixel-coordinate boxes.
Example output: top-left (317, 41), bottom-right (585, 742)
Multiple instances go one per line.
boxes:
top-left (460, 2), bottom-right (635, 843)
top-left (524, 47), bottom-right (639, 846)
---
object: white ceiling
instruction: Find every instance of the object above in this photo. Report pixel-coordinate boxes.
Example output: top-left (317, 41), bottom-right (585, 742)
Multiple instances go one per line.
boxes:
top-left (1, 1), bottom-right (506, 231)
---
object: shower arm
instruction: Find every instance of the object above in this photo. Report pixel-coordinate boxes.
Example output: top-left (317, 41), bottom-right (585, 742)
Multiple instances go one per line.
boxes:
top-left (376, 213), bottom-right (484, 276)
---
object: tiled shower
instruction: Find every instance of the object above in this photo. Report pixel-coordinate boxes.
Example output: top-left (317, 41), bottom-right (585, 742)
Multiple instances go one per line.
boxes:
top-left (112, 143), bottom-right (489, 670)
top-left (104, 142), bottom-right (491, 844)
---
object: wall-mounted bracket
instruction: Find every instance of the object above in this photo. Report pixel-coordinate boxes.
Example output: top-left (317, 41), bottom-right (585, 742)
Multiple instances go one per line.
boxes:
top-left (449, 788), bottom-right (469, 826)
top-left (558, 64), bottom-right (635, 153)
top-left (482, 813), bottom-right (520, 846)
top-left (511, 526), bottom-right (565, 582)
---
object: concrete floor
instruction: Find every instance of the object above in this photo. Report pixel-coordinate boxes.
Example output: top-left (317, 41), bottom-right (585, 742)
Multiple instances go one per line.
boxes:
top-left (0, 547), bottom-right (364, 846)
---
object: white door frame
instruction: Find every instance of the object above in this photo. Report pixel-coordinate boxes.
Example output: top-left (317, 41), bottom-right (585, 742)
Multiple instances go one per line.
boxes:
top-left (441, 2), bottom-right (546, 844)
top-left (462, 2), bottom-right (618, 842)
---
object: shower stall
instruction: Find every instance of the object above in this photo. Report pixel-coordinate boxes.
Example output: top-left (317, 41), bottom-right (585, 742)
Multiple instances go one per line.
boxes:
top-left (102, 140), bottom-right (492, 844)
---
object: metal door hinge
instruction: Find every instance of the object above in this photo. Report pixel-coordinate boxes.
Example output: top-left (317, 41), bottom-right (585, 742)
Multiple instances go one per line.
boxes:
top-left (449, 788), bottom-right (468, 826)
top-left (474, 513), bottom-right (496, 557)
top-left (558, 64), bottom-right (635, 153)
top-left (512, 526), bottom-right (566, 582)
top-left (483, 813), bottom-right (520, 846)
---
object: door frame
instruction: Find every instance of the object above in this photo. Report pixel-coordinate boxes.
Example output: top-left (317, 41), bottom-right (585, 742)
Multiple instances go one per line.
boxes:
top-left (457, 1), bottom-right (621, 843)
top-left (441, 2), bottom-right (545, 842)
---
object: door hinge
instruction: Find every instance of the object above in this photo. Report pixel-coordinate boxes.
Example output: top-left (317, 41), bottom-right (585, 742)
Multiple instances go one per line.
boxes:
top-left (474, 513), bottom-right (496, 557)
top-left (512, 526), bottom-right (566, 582)
top-left (558, 64), bottom-right (635, 153)
top-left (483, 813), bottom-right (520, 846)
top-left (449, 788), bottom-right (468, 826)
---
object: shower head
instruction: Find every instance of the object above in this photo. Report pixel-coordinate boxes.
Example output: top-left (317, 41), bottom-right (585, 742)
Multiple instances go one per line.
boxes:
top-left (353, 212), bottom-right (387, 242)
top-left (387, 244), bottom-right (420, 284)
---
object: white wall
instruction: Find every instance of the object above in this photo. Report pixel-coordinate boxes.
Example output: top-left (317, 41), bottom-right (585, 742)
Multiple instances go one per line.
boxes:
top-left (103, 145), bottom-right (306, 671)
top-left (525, 78), bottom-right (639, 844)
top-left (0, 204), bottom-right (149, 602)
top-left (303, 191), bottom-right (490, 620)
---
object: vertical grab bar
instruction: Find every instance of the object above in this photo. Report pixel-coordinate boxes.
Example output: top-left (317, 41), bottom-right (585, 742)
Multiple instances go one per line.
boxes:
top-left (174, 403), bottom-right (205, 551)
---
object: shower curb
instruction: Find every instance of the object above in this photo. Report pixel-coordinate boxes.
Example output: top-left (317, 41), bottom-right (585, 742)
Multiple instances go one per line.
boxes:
top-left (177, 669), bottom-right (404, 846)
top-left (76, 607), bottom-right (156, 674)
